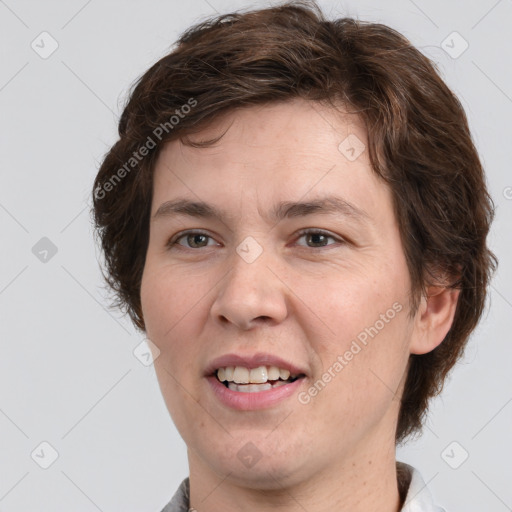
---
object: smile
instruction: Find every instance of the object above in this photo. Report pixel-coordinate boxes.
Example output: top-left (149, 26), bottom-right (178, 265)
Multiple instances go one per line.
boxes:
top-left (205, 353), bottom-right (307, 410)
top-left (216, 365), bottom-right (302, 393)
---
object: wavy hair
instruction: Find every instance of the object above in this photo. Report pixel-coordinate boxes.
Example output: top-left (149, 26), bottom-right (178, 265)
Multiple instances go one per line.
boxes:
top-left (92, 0), bottom-right (497, 442)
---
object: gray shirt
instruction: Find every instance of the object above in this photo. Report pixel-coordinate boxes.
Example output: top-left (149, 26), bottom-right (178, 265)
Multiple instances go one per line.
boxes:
top-left (159, 462), bottom-right (446, 511)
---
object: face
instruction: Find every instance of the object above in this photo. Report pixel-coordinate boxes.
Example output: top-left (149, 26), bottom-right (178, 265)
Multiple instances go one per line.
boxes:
top-left (141, 99), bottom-right (420, 488)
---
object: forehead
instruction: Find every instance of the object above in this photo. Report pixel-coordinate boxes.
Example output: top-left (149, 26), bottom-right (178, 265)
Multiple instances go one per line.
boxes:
top-left (151, 99), bottom-right (391, 227)
top-left (170, 99), bottom-right (367, 164)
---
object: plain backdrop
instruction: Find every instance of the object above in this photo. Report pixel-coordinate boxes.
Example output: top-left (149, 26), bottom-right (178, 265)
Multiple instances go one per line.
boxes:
top-left (0, 0), bottom-right (511, 511)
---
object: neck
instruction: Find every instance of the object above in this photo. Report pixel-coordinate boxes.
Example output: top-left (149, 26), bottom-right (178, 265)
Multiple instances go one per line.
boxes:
top-left (187, 437), bottom-right (403, 512)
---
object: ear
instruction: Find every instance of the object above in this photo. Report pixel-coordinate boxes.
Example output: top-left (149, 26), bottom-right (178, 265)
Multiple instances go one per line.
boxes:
top-left (409, 284), bottom-right (461, 355)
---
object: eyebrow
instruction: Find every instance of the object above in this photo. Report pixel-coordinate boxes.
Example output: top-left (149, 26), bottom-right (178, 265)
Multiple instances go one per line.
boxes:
top-left (153, 195), bottom-right (371, 226)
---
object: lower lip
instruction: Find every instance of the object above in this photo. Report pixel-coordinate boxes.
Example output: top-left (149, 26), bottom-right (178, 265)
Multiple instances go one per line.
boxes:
top-left (206, 375), bottom-right (304, 410)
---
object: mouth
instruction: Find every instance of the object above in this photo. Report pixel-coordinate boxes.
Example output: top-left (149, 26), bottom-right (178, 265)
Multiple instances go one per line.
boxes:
top-left (214, 365), bottom-right (305, 393)
top-left (205, 353), bottom-right (308, 409)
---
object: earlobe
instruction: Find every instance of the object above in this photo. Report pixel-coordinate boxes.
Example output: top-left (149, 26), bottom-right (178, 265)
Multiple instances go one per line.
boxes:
top-left (410, 285), bottom-right (461, 355)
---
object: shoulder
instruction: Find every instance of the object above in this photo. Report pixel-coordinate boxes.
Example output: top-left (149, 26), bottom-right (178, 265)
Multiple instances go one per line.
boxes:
top-left (398, 462), bottom-right (447, 512)
top-left (159, 477), bottom-right (190, 512)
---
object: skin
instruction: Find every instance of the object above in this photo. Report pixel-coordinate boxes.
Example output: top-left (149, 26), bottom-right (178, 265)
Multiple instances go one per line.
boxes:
top-left (140, 98), bottom-right (460, 512)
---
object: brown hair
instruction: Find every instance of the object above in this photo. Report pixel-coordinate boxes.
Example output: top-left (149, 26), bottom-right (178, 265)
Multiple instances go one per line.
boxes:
top-left (92, 0), bottom-right (497, 443)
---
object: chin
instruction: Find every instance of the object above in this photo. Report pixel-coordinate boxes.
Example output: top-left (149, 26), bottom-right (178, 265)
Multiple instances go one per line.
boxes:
top-left (195, 435), bottom-right (315, 490)
top-left (213, 460), bottom-right (305, 490)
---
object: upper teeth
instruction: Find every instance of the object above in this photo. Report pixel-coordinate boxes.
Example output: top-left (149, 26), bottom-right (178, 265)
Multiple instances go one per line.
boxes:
top-left (217, 365), bottom-right (294, 384)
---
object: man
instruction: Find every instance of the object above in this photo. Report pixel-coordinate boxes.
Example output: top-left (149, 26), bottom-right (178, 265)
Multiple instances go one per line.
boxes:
top-left (92, 2), bottom-right (497, 511)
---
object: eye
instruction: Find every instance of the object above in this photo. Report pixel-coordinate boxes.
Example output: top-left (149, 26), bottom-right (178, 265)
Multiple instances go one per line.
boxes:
top-left (294, 229), bottom-right (344, 248)
top-left (169, 230), bottom-right (219, 250)
top-left (167, 228), bottom-right (345, 251)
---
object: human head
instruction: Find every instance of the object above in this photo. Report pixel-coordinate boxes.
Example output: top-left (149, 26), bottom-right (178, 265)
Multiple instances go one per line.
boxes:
top-left (92, 0), bottom-right (497, 445)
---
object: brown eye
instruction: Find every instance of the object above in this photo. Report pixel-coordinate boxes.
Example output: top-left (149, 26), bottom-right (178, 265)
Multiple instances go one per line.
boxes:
top-left (186, 234), bottom-right (209, 248)
top-left (167, 230), bottom-right (219, 250)
top-left (295, 229), bottom-right (343, 248)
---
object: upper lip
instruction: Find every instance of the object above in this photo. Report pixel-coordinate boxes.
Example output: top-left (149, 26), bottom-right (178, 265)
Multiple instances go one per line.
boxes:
top-left (205, 352), bottom-right (307, 377)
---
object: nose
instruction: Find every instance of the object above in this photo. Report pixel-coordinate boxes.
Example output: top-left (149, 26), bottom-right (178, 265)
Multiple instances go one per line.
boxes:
top-left (210, 246), bottom-right (289, 331)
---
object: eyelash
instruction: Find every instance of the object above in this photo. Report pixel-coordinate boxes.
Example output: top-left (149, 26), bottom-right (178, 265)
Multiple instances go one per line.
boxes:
top-left (167, 228), bottom-right (345, 251)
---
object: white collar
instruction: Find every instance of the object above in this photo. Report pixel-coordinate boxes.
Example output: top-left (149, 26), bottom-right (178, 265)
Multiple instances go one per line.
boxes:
top-left (398, 462), bottom-right (447, 512)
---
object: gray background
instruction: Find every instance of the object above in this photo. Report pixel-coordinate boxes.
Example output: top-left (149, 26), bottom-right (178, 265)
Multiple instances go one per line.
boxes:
top-left (0, 0), bottom-right (511, 510)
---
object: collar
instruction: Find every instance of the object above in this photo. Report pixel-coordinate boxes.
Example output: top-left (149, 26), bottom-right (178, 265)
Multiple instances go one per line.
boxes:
top-left (160, 461), bottom-right (446, 512)
top-left (398, 462), bottom-right (446, 512)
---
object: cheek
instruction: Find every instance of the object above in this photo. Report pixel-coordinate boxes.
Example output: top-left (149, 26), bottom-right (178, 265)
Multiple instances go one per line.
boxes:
top-left (140, 264), bottom-right (203, 369)
top-left (297, 263), bottom-right (411, 399)
top-left (293, 262), bottom-right (404, 342)
top-left (141, 266), bottom-right (209, 434)
top-left (142, 260), bottom-right (203, 332)
top-left (299, 311), bottom-right (411, 451)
